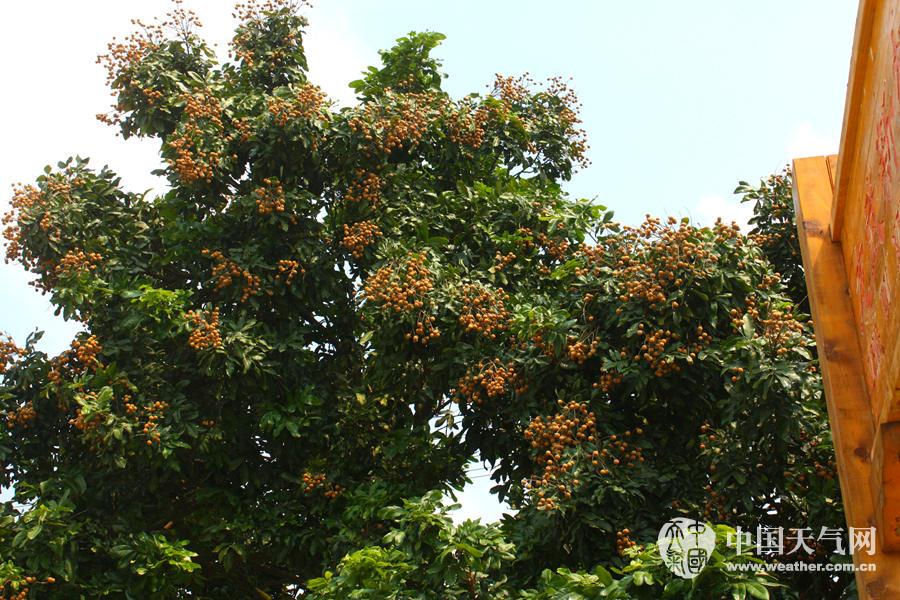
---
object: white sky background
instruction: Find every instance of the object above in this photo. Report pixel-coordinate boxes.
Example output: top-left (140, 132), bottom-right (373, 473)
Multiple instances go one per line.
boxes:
top-left (0, 1), bottom-right (854, 521)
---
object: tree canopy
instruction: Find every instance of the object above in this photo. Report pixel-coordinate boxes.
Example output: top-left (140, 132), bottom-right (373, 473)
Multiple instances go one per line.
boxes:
top-left (1, 2), bottom-right (845, 598)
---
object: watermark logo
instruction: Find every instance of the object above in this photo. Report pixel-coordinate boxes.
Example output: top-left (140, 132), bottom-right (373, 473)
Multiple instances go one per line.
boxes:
top-left (657, 517), bottom-right (716, 578)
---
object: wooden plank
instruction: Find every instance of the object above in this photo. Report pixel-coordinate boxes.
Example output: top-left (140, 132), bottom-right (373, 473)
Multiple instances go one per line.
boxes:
top-left (871, 421), bottom-right (900, 551)
top-left (835, 0), bottom-right (900, 430)
top-left (827, 155), bottom-right (839, 189)
top-left (832, 0), bottom-right (880, 240)
top-left (793, 155), bottom-right (900, 597)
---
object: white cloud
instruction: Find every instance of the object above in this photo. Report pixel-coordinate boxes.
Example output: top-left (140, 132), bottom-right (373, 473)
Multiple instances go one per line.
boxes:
top-left (784, 121), bottom-right (838, 158)
top-left (692, 194), bottom-right (754, 231)
top-left (447, 463), bottom-right (514, 524)
top-left (304, 4), bottom-right (375, 107)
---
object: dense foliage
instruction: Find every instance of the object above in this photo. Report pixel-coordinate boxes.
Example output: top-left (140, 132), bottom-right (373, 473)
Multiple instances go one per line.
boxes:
top-left (736, 169), bottom-right (806, 311)
top-left (1, 2), bottom-right (845, 598)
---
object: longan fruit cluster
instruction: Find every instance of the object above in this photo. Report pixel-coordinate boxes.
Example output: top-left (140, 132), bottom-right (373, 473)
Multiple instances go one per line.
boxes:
top-left (455, 359), bottom-right (525, 405)
top-left (632, 326), bottom-right (680, 377)
top-left (0, 576), bottom-right (54, 600)
top-left (141, 400), bottom-right (168, 446)
top-left (324, 484), bottom-right (344, 500)
top-left (524, 400), bottom-right (595, 510)
top-left (55, 250), bottom-right (102, 277)
top-left (253, 177), bottom-right (286, 215)
top-left (45, 176), bottom-right (78, 198)
top-left (363, 253), bottom-right (433, 312)
top-left (711, 217), bottom-right (743, 242)
top-left (672, 325), bottom-right (713, 366)
top-left (728, 366), bottom-right (746, 384)
top-left (696, 422), bottom-right (729, 519)
top-left (38, 211), bottom-right (53, 232)
top-left (202, 249), bottom-right (261, 302)
top-left (300, 471), bottom-right (342, 498)
top-left (167, 133), bottom-right (222, 184)
top-left (515, 227), bottom-right (537, 251)
top-left (301, 471), bottom-right (325, 492)
top-left (758, 273), bottom-right (781, 291)
top-left (95, 109), bottom-right (123, 128)
top-left (596, 217), bottom-right (727, 315)
top-left (492, 74), bottom-right (530, 105)
top-left (45, 337), bottom-right (103, 386)
top-left (268, 83), bottom-right (327, 126)
top-left (68, 390), bottom-right (115, 433)
top-left (0, 335), bottom-right (21, 374)
top-left (458, 283), bottom-right (509, 339)
top-left (735, 296), bottom-right (806, 353)
top-left (702, 484), bottom-right (728, 522)
top-left (345, 170), bottom-right (383, 204)
top-left (231, 0), bottom-right (309, 68)
top-left (97, 20), bottom-right (163, 90)
top-left (760, 308), bottom-right (806, 352)
top-left (142, 87), bottom-right (163, 106)
top-left (97, 1), bottom-right (204, 123)
top-left (276, 259), bottom-right (304, 285)
top-left (342, 220), bottom-right (382, 258)
top-left (227, 117), bottom-right (254, 144)
top-left (47, 360), bottom-right (63, 386)
top-left (529, 330), bottom-right (556, 359)
top-left (594, 370), bottom-right (623, 393)
top-left (186, 308), bottom-right (223, 350)
top-left (68, 407), bottom-right (97, 433)
top-left (72, 335), bottom-right (102, 370)
top-left (99, 1), bottom-right (200, 85)
top-left (698, 421), bottom-right (719, 450)
top-left (5, 174), bottom-right (80, 268)
top-left (230, 31), bottom-right (255, 67)
top-left (5, 402), bottom-right (36, 430)
top-left (182, 91), bottom-right (223, 130)
top-left (616, 529), bottom-right (638, 556)
top-left (744, 296), bottom-right (760, 320)
top-left (490, 74), bottom-right (590, 169)
top-left (813, 458), bottom-right (836, 481)
top-left (565, 337), bottom-right (598, 364)
top-left (493, 251), bottom-right (516, 271)
top-left (545, 75), bottom-right (590, 168)
top-left (165, 91), bottom-right (226, 185)
top-left (2, 222), bottom-right (22, 265)
top-left (447, 104), bottom-right (489, 149)
top-left (403, 316), bottom-right (440, 345)
top-left (592, 428), bottom-right (645, 474)
top-left (233, 0), bottom-right (309, 24)
top-left (536, 232), bottom-right (570, 261)
top-left (574, 246), bottom-right (604, 278)
top-left (348, 92), bottom-right (447, 154)
top-left (363, 253), bottom-right (440, 344)
top-left (3, 184), bottom-right (45, 265)
top-left (728, 307), bottom-right (747, 331)
top-left (0, 586), bottom-right (29, 600)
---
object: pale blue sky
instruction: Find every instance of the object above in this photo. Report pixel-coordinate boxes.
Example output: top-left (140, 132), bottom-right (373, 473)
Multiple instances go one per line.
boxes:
top-left (0, 1), bottom-right (858, 518)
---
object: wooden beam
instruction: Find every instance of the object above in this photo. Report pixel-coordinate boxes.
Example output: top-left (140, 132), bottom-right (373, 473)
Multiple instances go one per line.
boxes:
top-left (831, 0), bottom-right (879, 240)
top-left (793, 155), bottom-right (900, 597)
top-left (871, 421), bottom-right (900, 550)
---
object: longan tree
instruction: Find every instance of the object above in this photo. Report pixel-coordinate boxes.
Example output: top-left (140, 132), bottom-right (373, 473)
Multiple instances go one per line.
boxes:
top-left (736, 168), bottom-right (807, 312)
top-left (1, 2), bottom-right (843, 598)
